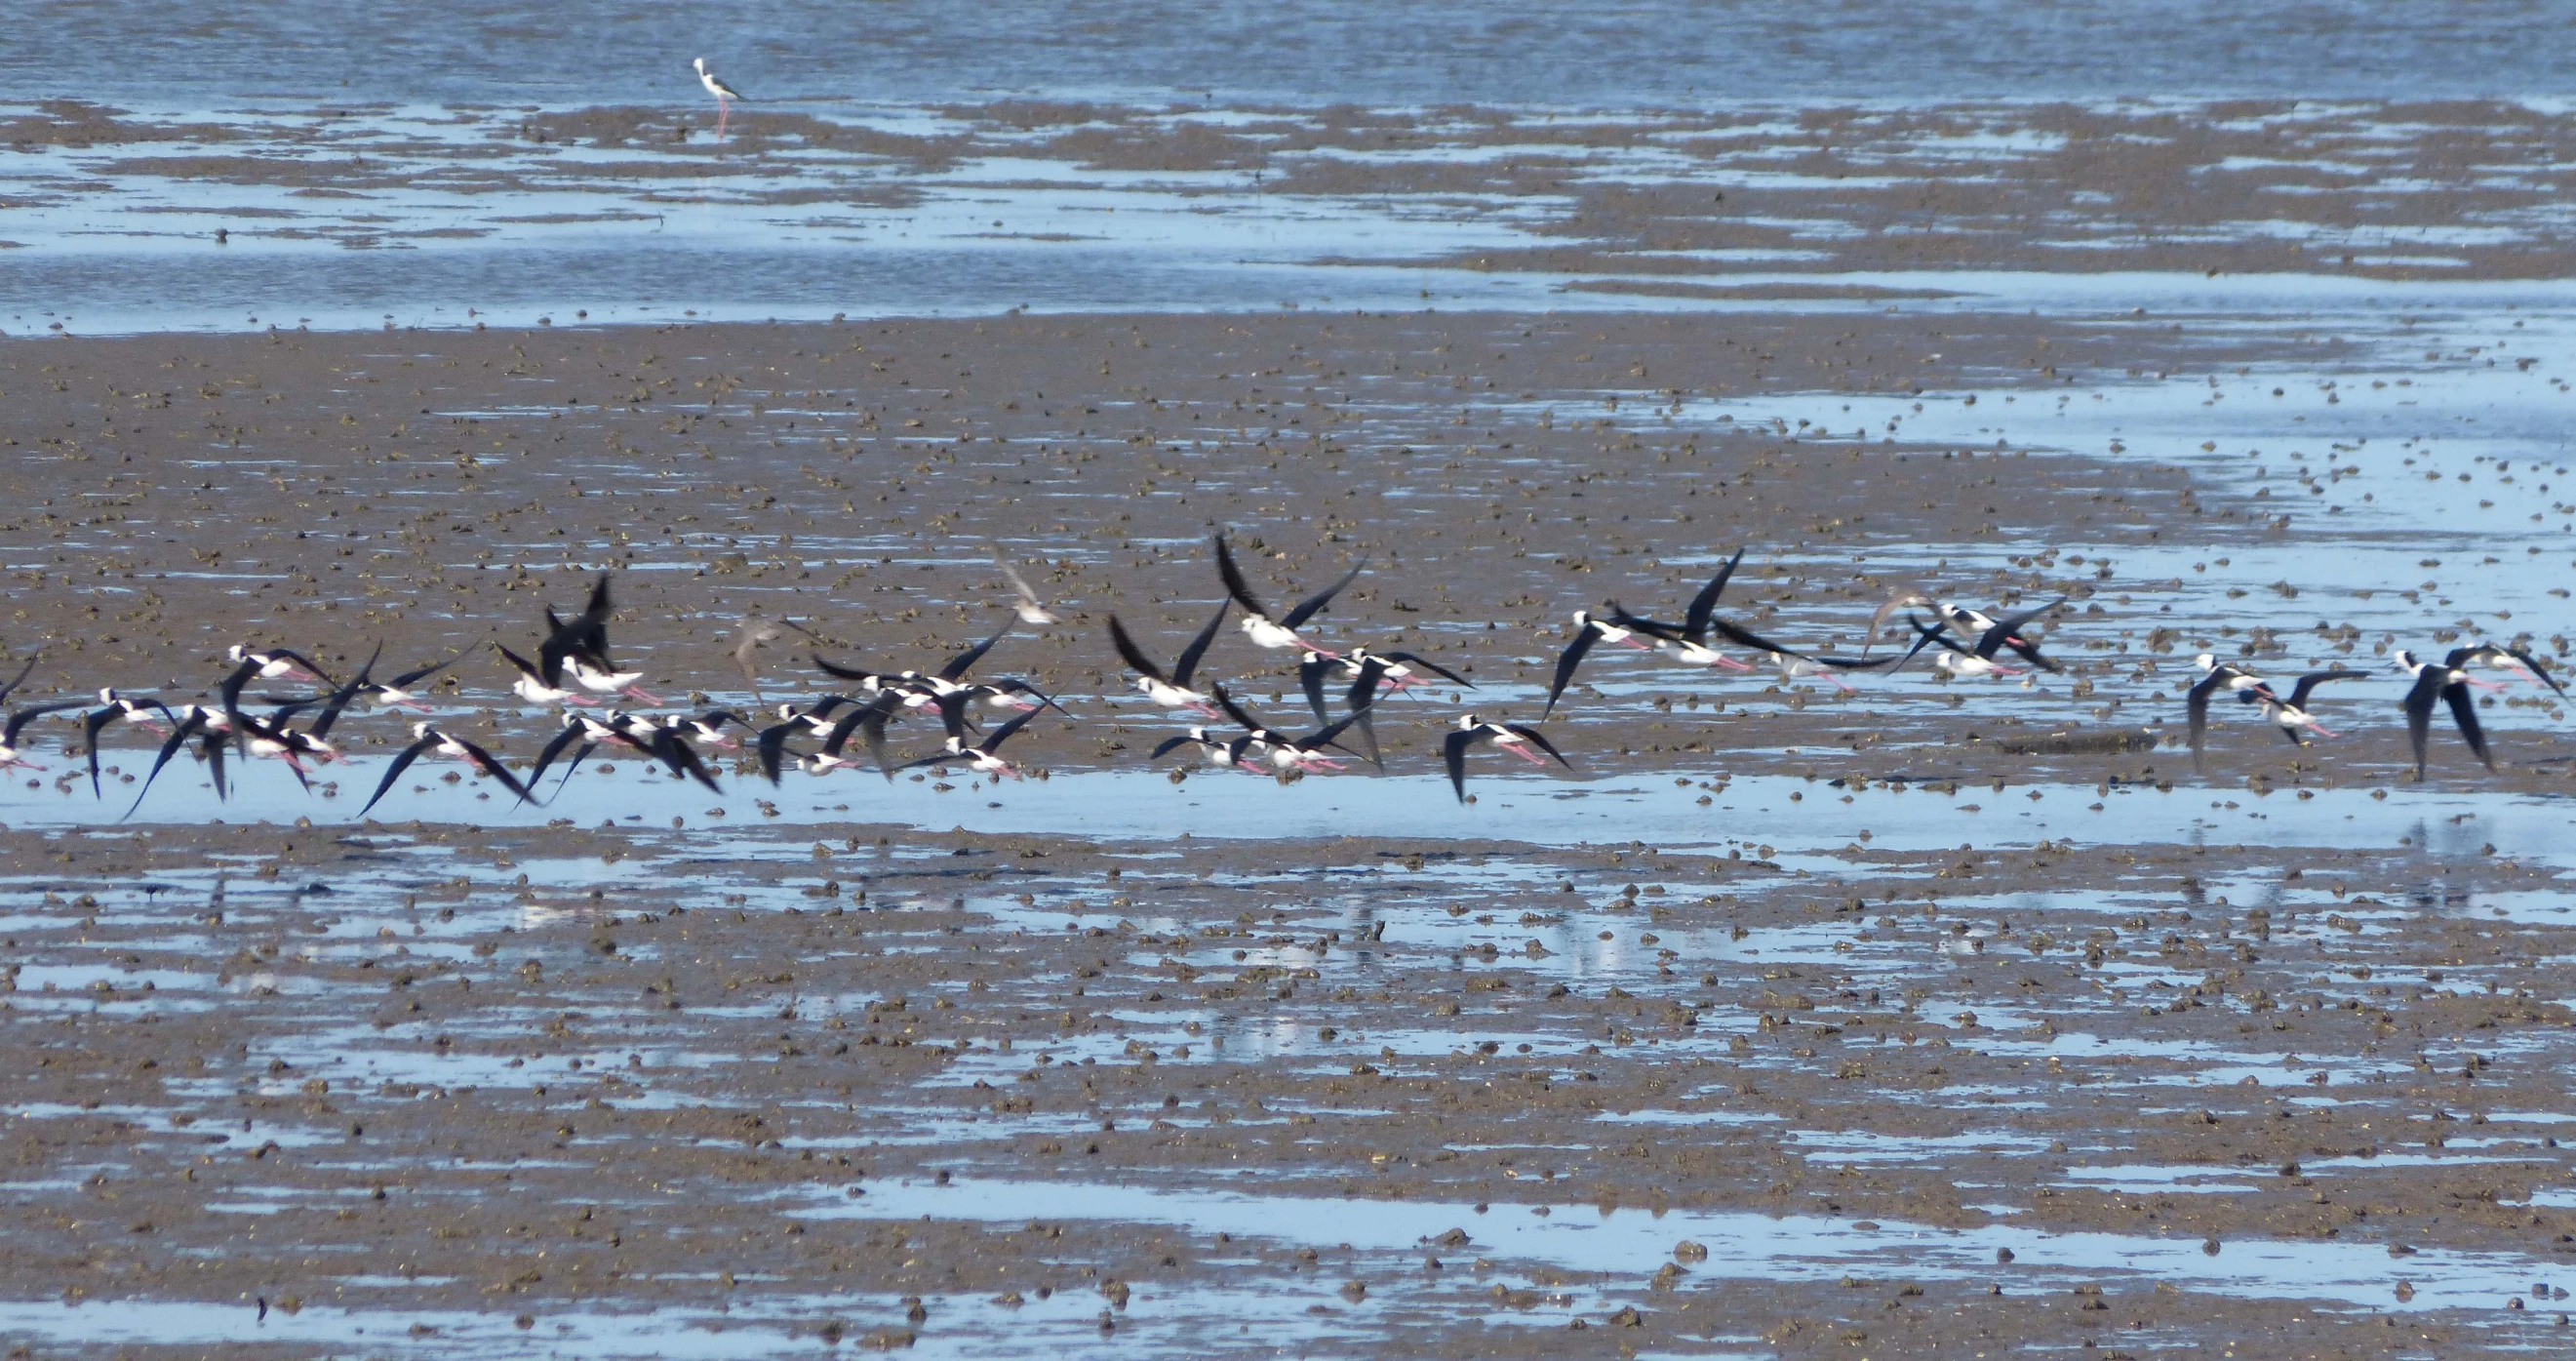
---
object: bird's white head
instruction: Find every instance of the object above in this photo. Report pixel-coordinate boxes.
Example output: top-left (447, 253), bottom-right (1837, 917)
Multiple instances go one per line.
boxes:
top-left (2393, 649), bottom-right (2421, 671)
top-left (2193, 652), bottom-right (2217, 670)
top-left (694, 57), bottom-right (709, 74)
top-left (1456, 712), bottom-right (1482, 729)
top-left (226, 644), bottom-right (248, 662)
top-left (411, 721), bottom-right (434, 739)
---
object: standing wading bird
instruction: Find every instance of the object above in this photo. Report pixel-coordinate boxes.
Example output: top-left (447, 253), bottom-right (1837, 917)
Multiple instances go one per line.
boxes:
top-left (1212, 533), bottom-right (1367, 658)
top-left (2186, 653), bottom-right (2276, 770)
top-left (2243, 670), bottom-right (2360, 745)
top-left (2397, 649), bottom-right (2496, 776)
top-left (1443, 714), bottom-right (1571, 803)
top-left (1109, 606), bottom-right (1230, 718)
top-left (360, 724), bottom-right (531, 819)
top-left (693, 58), bottom-right (748, 141)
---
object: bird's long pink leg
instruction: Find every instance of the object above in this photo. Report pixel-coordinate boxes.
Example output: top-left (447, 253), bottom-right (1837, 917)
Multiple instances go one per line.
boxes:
top-left (1504, 744), bottom-right (1550, 766)
top-left (2468, 677), bottom-right (2508, 694)
top-left (2305, 720), bottom-right (2338, 739)
top-left (716, 97), bottom-right (729, 142)
top-left (623, 683), bottom-right (663, 705)
top-left (1715, 657), bottom-right (1755, 672)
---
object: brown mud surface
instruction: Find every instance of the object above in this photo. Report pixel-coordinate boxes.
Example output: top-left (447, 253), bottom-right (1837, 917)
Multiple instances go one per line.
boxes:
top-left (4, 309), bottom-right (2576, 1357)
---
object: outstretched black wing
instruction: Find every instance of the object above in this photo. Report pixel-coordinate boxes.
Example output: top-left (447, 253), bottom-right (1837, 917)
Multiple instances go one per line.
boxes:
top-left (1442, 728), bottom-right (1476, 803)
top-left (1280, 557), bottom-right (1368, 630)
top-left (2445, 681), bottom-right (2494, 771)
top-left (2285, 670), bottom-right (2358, 709)
top-left (0, 653), bottom-right (37, 705)
top-left (937, 623), bottom-right (1011, 682)
top-left (1212, 533), bottom-right (1270, 619)
top-left (359, 737), bottom-right (435, 819)
top-left (2401, 668), bottom-right (2444, 776)
top-left (1541, 625), bottom-right (1602, 721)
top-left (1108, 616), bottom-right (1172, 685)
top-left (125, 709), bottom-right (209, 819)
top-left (1977, 598), bottom-right (2065, 669)
top-left (455, 737), bottom-right (533, 805)
top-left (1504, 722), bottom-right (1571, 768)
top-left (2, 700), bottom-right (82, 748)
top-left (1372, 650), bottom-right (1473, 689)
top-left (1297, 655), bottom-right (1335, 726)
top-left (1683, 548), bottom-right (1746, 642)
top-left (1170, 600), bottom-right (1230, 687)
top-left (1708, 618), bottom-right (1807, 660)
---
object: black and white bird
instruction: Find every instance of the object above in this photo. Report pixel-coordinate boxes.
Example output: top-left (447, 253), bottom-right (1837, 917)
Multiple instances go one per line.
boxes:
top-left (527, 711), bottom-right (658, 795)
top-left (2243, 670), bottom-right (2359, 745)
top-left (993, 547), bottom-right (1061, 626)
top-left (1442, 714), bottom-right (1570, 803)
top-left (2454, 643), bottom-right (2565, 698)
top-left (693, 58), bottom-right (748, 140)
top-left (1148, 725), bottom-right (1262, 774)
top-left (1899, 600), bottom-right (2064, 681)
top-left (1602, 549), bottom-right (1759, 674)
top-left (1693, 616), bottom-right (1892, 694)
top-left (1298, 644), bottom-right (1472, 725)
top-left (125, 705), bottom-right (238, 815)
top-left (1540, 611), bottom-right (1659, 719)
top-left (225, 644), bottom-right (330, 685)
top-left (815, 623), bottom-right (1011, 713)
top-left (1213, 533), bottom-right (1366, 658)
top-left (2398, 649), bottom-right (2495, 776)
top-left (495, 642), bottom-right (592, 707)
top-left (1211, 684), bottom-right (1366, 776)
top-left (759, 693), bottom-right (899, 781)
top-left (0, 698), bottom-right (84, 771)
top-left (536, 574), bottom-right (656, 703)
top-left (351, 648), bottom-right (461, 713)
top-left (82, 690), bottom-right (173, 797)
top-left (2185, 654), bottom-right (2275, 770)
top-left (1109, 607), bottom-right (1229, 717)
top-left (1882, 594), bottom-right (2065, 672)
top-left (359, 724), bottom-right (531, 819)
top-left (902, 707), bottom-right (1041, 781)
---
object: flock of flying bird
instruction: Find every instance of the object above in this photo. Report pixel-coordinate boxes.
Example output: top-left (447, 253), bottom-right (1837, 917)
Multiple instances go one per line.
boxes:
top-left (0, 530), bottom-right (2559, 822)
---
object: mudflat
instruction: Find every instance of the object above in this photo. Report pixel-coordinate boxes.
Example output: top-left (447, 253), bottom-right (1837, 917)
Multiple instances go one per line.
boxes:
top-left (3, 293), bottom-right (2574, 1361)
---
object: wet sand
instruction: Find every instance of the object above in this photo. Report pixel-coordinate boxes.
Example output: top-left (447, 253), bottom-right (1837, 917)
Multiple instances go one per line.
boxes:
top-left (3, 301), bottom-right (2575, 1359)
top-left (11, 60), bottom-right (2576, 1354)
